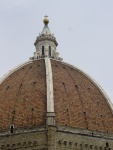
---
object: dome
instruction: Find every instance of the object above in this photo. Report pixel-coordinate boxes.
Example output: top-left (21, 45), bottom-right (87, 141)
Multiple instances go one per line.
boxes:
top-left (0, 17), bottom-right (113, 136)
top-left (0, 58), bottom-right (113, 133)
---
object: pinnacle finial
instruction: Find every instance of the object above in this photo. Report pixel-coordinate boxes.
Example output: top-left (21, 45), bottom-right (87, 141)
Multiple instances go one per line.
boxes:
top-left (43, 16), bottom-right (49, 25)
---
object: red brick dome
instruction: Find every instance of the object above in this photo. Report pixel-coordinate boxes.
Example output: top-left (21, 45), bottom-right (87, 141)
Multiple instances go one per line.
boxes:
top-left (0, 58), bottom-right (113, 133)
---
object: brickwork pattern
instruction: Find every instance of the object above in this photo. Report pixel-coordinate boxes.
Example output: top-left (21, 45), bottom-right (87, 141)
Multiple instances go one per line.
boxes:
top-left (0, 58), bottom-right (113, 134)
top-left (51, 60), bottom-right (113, 133)
top-left (0, 60), bottom-right (46, 132)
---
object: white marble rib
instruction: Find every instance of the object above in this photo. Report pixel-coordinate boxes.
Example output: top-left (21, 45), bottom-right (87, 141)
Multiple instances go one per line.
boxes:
top-left (0, 61), bottom-right (32, 85)
top-left (45, 57), bottom-right (54, 112)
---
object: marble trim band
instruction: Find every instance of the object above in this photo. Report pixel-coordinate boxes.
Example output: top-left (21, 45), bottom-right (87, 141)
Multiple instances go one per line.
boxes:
top-left (0, 59), bottom-right (44, 85)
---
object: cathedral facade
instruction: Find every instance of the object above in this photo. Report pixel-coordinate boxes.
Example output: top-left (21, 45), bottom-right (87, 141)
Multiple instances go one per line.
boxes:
top-left (0, 17), bottom-right (113, 150)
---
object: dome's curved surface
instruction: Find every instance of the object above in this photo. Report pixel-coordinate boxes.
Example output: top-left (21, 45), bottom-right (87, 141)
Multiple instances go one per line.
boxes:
top-left (51, 60), bottom-right (113, 133)
top-left (0, 59), bottom-right (46, 132)
top-left (0, 58), bottom-right (113, 133)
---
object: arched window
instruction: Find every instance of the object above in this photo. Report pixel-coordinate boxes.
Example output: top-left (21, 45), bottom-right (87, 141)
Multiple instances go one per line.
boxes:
top-left (42, 46), bottom-right (45, 56)
top-left (10, 124), bottom-right (14, 133)
top-left (49, 46), bottom-right (51, 57)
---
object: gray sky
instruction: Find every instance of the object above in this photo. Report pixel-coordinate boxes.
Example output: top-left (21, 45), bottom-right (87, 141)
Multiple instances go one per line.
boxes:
top-left (0, 0), bottom-right (113, 102)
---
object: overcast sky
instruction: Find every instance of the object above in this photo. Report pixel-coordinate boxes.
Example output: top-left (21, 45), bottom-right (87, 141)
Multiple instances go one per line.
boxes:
top-left (0, 0), bottom-right (113, 102)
